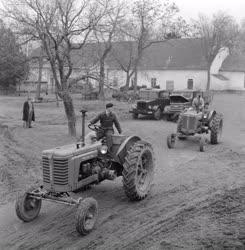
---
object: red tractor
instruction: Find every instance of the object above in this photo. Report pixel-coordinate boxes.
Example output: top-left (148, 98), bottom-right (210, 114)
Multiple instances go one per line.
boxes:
top-left (15, 110), bottom-right (155, 235)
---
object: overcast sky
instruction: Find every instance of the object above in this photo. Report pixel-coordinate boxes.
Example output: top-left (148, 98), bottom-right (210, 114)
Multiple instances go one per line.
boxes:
top-left (173, 0), bottom-right (245, 23)
top-left (1, 0), bottom-right (244, 24)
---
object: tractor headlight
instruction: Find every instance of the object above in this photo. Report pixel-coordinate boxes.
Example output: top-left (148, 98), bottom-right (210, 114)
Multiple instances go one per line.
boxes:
top-left (152, 105), bottom-right (158, 110)
top-left (131, 104), bottom-right (136, 109)
top-left (100, 145), bottom-right (108, 154)
top-left (164, 105), bottom-right (170, 112)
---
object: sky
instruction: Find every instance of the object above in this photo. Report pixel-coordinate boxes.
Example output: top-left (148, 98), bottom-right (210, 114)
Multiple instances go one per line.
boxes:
top-left (173, 0), bottom-right (245, 23)
top-left (0, 0), bottom-right (244, 24)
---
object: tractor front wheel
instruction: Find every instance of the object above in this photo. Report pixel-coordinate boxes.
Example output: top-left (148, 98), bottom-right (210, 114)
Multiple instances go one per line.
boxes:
top-left (167, 134), bottom-right (176, 148)
top-left (122, 141), bottom-right (154, 201)
top-left (75, 197), bottom-right (98, 235)
top-left (199, 136), bottom-right (205, 152)
top-left (15, 187), bottom-right (42, 222)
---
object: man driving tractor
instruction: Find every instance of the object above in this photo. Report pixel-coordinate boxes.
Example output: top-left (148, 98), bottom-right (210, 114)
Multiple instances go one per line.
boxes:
top-left (89, 103), bottom-right (122, 151)
top-left (192, 92), bottom-right (204, 112)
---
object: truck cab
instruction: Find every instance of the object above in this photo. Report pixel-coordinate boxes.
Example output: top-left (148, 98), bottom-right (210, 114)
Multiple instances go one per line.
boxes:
top-left (129, 88), bottom-right (171, 120)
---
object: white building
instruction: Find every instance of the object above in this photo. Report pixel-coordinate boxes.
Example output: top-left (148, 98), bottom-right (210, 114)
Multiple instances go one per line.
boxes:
top-left (25, 38), bottom-right (245, 93)
top-left (107, 38), bottom-right (245, 91)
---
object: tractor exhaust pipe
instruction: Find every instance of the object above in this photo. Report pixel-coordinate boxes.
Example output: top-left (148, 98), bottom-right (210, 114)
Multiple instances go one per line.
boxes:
top-left (79, 109), bottom-right (87, 148)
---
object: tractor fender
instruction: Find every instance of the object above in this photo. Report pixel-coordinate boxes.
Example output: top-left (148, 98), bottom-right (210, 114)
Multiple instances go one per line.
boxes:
top-left (116, 136), bottom-right (141, 164)
top-left (208, 110), bottom-right (217, 125)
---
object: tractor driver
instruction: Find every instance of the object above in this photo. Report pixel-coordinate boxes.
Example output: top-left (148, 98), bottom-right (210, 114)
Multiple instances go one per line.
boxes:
top-left (192, 92), bottom-right (204, 113)
top-left (89, 103), bottom-right (122, 151)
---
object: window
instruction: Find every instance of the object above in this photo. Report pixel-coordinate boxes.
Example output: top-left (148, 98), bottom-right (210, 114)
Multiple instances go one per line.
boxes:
top-left (151, 78), bottom-right (157, 88)
top-left (187, 79), bottom-right (194, 90)
top-left (166, 80), bottom-right (174, 91)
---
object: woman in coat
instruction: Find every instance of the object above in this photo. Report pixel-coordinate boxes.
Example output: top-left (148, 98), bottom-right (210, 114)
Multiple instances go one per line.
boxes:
top-left (22, 98), bottom-right (35, 128)
top-left (22, 99), bottom-right (30, 128)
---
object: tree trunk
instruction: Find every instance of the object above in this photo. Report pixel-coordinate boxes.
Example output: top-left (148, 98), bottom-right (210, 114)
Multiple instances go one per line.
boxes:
top-left (134, 68), bottom-right (138, 93)
top-left (125, 72), bottom-right (130, 91)
top-left (63, 92), bottom-right (76, 136)
top-left (206, 63), bottom-right (211, 90)
top-left (98, 60), bottom-right (105, 100)
top-left (36, 46), bottom-right (44, 100)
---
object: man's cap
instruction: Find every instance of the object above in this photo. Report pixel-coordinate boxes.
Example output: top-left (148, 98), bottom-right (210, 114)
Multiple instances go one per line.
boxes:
top-left (106, 103), bottom-right (113, 108)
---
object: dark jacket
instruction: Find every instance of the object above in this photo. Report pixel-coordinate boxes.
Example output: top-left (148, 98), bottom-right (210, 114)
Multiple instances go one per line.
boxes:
top-left (90, 111), bottom-right (122, 133)
top-left (22, 101), bottom-right (29, 121)
top-left (22, 101), bottom-right (35, 122)
top-left (29, 104), bottom-right (35, 122)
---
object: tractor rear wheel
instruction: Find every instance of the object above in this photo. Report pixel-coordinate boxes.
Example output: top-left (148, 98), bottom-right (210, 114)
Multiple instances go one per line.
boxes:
top-left (15, 187), bottom-right (42, 222)
top-left (210, 113), bottom-right (223, 144)
top-left (122, 141), bottom-right (154, 201)
top-left (75, 197), bottom-right (98, 235)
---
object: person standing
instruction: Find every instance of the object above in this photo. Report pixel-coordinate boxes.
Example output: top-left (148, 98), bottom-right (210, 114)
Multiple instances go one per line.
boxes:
top-left (27, 99), bottom-right (35, 128)
top-left (22, 98), bottom-right (30, 128)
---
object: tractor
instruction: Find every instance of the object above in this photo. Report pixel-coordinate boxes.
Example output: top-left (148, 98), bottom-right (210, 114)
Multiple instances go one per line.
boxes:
top-left (167, 107), bottom-right (223, 152)
top-left (15, 110), bottom-right (155, 235)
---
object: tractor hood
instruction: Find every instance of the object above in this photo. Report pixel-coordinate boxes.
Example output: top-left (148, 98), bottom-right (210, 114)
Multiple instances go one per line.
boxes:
top-left (137, 99), bottom-right (153, 104)
top-left (42, 142), bottom-right (101, 158)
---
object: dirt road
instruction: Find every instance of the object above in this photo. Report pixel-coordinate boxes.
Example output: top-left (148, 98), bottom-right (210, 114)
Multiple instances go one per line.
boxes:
top-left (0, 94), bottom-right (245, 249)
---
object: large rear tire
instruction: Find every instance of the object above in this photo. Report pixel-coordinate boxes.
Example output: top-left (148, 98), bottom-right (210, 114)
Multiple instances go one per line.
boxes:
top-left (122, 141), bottom-right (154, 201)
top-left (210, 113), bottom-right (223, 144)
top-left (15, 187), bottom-right (42, 222)
top-left (75, 197), bottom-right (98, 235)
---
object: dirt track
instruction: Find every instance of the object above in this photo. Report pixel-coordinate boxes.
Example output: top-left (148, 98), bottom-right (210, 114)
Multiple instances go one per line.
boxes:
top-left (0, 94), bottom-right (245, 249)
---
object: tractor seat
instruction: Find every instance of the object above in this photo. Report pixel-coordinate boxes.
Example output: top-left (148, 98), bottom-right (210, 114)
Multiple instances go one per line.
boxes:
top-left (111, 135), bottom-right (127, 145)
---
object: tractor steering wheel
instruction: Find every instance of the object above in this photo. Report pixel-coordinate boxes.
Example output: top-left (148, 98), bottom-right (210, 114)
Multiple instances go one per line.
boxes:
top-left (88, 124), bottom-right (103, 132)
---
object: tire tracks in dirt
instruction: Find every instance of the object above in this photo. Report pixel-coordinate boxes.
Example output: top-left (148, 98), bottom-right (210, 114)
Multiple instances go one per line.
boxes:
top-left (0, 124), bottom-right (41, 205)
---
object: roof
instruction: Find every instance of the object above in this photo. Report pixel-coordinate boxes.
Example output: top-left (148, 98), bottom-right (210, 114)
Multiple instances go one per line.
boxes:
top-left (220, 53), bottom-right (245, 72)
top-left (29, 38), bottom-right (245, 72)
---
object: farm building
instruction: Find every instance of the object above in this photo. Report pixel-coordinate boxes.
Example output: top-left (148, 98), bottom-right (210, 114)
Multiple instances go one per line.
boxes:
top-left (24, 38), bottom-right (245, 94)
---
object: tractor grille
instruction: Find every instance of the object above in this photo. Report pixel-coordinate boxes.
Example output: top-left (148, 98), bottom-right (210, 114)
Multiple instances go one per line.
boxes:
top-left (53, 158), bottom-right (69, 185)
top-left (137, 102), bottom-right (147, 109)
top-left (42, 156), bottom-right (50, 183)
top-left (182, 115), bottom-right (196, 130)
top-left (42, 157), bottom-right (69, 185)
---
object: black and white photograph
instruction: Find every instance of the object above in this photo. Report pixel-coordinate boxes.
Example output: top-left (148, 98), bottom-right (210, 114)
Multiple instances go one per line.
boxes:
top-left (0, 0), bottom-right (245, 249)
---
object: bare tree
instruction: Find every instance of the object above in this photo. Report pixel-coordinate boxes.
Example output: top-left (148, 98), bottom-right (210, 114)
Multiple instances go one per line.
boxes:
top-left (113, 0), bottom-right (187, 91)
top-left (3, 0), bottom-right (108, 136)
top-left (93, 0), bottom-right (125, 100)
top-left (194, 12), bottom-right (239, 90)
top-left (36, 43), bottom-right (44, 100)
